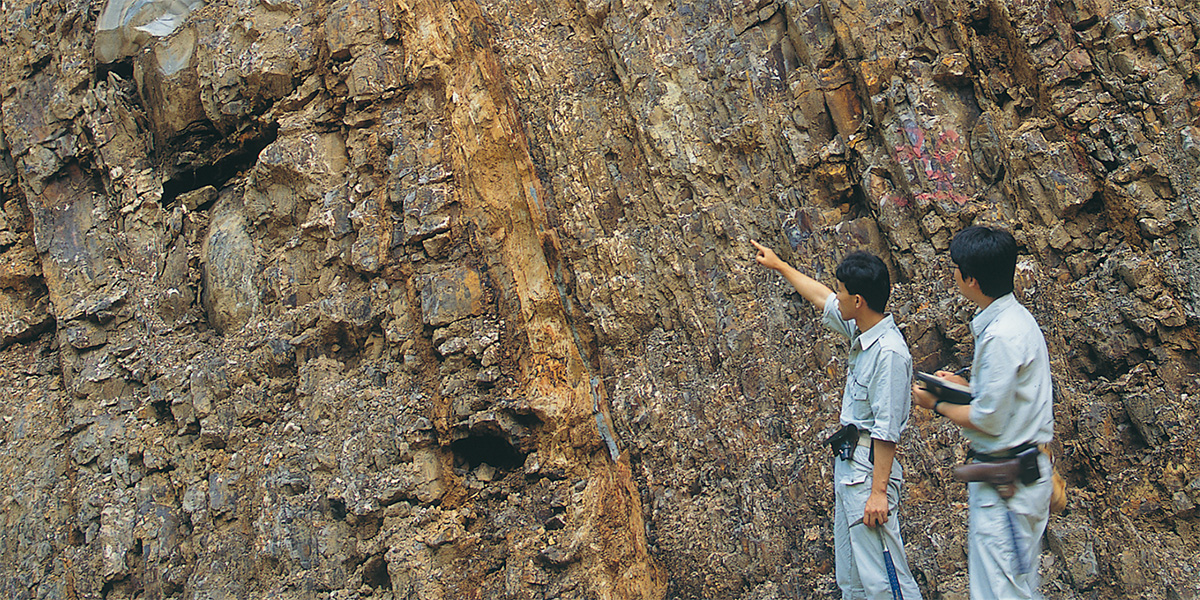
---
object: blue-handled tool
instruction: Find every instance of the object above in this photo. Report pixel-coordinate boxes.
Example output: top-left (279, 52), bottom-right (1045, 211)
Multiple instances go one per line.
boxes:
top-left (881, 531), bottom-right (904, 600)
top-left (1005, 509), bottom-right (1031, 574)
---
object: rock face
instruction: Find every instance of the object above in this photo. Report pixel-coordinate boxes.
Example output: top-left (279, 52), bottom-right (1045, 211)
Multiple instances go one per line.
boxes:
top-left (0, 0), bottom-right (1198, 598)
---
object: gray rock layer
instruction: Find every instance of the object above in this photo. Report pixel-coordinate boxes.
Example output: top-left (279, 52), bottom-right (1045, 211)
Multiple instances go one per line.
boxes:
top-left (1, 0), bottom-right (1199, 598)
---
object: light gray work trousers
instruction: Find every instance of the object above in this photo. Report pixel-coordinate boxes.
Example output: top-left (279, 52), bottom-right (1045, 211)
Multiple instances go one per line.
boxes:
top-left (833, 444), bottom-right (923, 600)
top-left (967, 452), bottom-right (1052, 600)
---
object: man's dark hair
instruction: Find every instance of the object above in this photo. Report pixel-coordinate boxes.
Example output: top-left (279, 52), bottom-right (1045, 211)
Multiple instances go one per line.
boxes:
top-left (836, 251), bottom-right (890, 313)
top-left (950, 225), bottom-right (1017, 298)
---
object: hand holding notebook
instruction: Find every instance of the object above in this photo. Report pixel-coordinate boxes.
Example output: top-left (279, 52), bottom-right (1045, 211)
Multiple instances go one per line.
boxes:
top-left (915, 371), bottom-right (973, 405)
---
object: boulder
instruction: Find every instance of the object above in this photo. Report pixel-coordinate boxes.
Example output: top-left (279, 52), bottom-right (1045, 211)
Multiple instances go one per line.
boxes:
top-left (95, 0), bottom-right (205, 64)
top-left (201, 195), bottom-right (261, 334)
top-left (419, 266), bottom-right (485, 327)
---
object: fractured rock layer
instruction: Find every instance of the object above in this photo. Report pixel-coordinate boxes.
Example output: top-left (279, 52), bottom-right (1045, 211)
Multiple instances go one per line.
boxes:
top-left (0, 0), bottom-right (1198, 598)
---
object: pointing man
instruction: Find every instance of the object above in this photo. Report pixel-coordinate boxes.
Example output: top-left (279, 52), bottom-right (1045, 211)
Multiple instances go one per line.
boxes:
top-left (755, 240), bottom-right (923, 600)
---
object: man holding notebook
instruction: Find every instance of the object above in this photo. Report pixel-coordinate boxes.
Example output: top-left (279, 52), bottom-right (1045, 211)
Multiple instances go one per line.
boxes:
top-left (913, 226), bottom-right (1054, 600)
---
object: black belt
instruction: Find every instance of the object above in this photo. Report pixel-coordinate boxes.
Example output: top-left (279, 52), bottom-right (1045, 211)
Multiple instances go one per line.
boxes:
top-left (824, 424), bottom-right (875, 463)
top-left (968, 441), bottom-right (1039, 462)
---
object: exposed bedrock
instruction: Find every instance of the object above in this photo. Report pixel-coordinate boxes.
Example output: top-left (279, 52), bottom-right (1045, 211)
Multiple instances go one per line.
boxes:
top-left (0, 0), bottom-right (1198, 598)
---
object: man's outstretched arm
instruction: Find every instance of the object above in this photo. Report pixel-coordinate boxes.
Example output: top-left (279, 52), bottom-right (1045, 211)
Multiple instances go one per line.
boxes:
top-left (752, 240), bottom-right (833, 310)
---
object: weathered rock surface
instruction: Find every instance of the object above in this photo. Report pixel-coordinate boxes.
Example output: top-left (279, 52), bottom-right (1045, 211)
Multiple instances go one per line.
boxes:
top-left (1, 0), bottom-right (1198, 598)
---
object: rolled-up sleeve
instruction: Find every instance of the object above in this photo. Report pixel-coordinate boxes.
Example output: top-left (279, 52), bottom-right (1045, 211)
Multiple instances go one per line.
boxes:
top-left (821, 292), bottom-right (853, 340)
top-left (867, 348), bottom-right (911, 442)
top-left (969, 334), bottom-right (1021, 436)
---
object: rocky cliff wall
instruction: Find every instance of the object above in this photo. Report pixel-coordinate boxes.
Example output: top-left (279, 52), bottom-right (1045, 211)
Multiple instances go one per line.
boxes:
top-left (0, 0), bottom-right (1198, 598)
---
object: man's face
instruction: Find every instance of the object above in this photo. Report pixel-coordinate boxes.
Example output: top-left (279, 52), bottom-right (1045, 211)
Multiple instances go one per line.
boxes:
top-left (836, 281), bottom-right (860, 320)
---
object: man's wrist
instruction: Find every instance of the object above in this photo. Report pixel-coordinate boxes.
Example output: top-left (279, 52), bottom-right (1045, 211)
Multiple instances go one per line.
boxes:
top-left (933, 400), bottom-right (945, 417)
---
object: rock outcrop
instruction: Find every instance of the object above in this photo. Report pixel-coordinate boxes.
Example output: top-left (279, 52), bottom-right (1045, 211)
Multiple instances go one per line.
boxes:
top-left (1, 0), bottom-right (1198, 598)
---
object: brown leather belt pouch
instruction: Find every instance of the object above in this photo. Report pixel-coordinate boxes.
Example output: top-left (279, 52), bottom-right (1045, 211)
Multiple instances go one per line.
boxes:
top-left (952, 448), bottom-right (1041, 498)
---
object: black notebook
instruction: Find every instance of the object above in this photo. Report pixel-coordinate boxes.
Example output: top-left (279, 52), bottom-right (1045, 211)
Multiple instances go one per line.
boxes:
top-left (915, 371), bottom-right (973, 405)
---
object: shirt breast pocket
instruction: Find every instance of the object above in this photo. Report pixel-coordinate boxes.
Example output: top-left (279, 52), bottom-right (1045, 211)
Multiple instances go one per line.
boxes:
top-left (849, 377), bottom-right (869, 400)
top-left (848, 375), bottom-right (871, 420)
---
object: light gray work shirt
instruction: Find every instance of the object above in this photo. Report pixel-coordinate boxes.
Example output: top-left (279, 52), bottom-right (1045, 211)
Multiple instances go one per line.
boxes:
top-left (965, 293), bottom-right (1054, 454)
top-left (821, 293), bottom-right (912, 443)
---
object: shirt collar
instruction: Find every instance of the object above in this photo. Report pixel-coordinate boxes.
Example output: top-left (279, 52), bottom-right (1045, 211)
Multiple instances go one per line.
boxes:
top-left (855, 314), bottom-right (896, 350)
top-left (971, 293), bottom-right (1016, 337)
